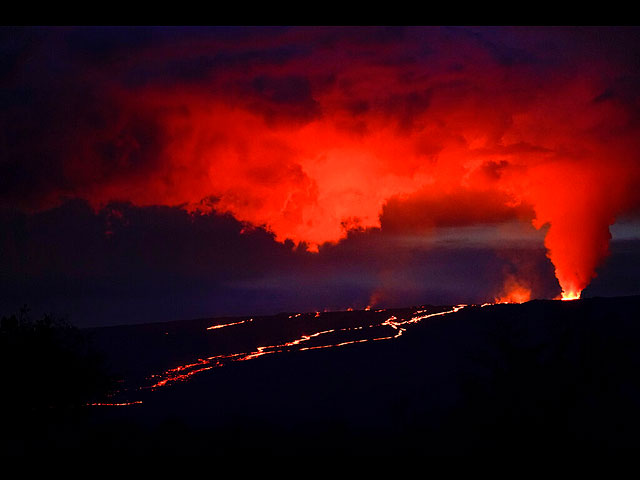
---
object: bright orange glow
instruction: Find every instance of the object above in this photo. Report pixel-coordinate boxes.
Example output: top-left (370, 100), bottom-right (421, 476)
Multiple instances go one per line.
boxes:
top-left (495, 275), bottom-right (532, 304)
top-left (560, 290), bottom-right (581, 301)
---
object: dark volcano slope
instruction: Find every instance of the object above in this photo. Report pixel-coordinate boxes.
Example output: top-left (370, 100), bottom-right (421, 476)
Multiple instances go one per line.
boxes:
top-left (16, 296), bottom-right (640, 455)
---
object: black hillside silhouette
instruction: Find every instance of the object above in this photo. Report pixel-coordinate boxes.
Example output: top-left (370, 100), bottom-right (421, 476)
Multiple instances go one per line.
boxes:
top-left (3, 296), bottom-right (640, 455)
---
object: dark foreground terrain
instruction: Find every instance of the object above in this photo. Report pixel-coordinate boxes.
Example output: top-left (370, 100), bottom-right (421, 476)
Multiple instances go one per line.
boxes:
top-left (3, 295), bottom-right (640, 456)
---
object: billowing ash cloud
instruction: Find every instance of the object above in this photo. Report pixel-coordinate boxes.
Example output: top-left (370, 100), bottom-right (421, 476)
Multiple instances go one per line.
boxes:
top-left (2, 26), bottom-right (640, 299)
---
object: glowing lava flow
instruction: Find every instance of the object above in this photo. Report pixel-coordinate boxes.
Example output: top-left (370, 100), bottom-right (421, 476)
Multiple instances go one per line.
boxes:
top-left (144, 305), bottom-right (468, 391)
top-left (207, 318), bottom-right (253, 330)
top-left (88, 297), bottom-right (584, 407)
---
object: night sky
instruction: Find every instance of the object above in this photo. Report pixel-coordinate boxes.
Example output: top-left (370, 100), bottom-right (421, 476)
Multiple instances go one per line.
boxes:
top-left (1, 26), bottom-right (640, 327)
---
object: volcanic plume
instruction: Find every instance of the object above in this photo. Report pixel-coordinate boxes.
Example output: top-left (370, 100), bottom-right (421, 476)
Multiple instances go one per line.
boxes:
top-left (2, 27), bottom-right (640, 300)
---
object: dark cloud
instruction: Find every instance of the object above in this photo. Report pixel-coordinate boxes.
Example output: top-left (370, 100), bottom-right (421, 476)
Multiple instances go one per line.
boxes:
top-left (0, 199), bottom-right (561, 327)
top-left (0, 200), bottom-right (304, 326)
top-left (248, 74), bottom-right (321, 125)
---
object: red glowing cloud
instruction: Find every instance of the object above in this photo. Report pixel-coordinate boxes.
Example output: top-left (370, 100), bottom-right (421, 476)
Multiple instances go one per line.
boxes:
top-left (3, 27), bottom-right (640, 299)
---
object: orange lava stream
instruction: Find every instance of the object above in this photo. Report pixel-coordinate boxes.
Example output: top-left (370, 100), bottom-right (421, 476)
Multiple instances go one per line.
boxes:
top-left (207, 318), bottom-right (253, 330)
top-left (91, 298), bottom-right (586, 406)
top-left (144, 305), bottom-right (468, 390)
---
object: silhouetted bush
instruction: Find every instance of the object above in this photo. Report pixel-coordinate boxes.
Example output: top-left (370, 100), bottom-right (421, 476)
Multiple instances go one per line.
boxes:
top-left (0, 306), bottom-right (115, 414)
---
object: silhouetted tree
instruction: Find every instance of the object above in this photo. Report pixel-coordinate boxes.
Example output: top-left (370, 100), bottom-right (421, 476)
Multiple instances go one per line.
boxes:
top-left (0, 306), bottom-right (115, 414)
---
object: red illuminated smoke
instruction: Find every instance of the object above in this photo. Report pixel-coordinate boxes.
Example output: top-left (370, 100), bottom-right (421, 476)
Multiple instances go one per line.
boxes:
top-left (16, 27), bottom-right (640, 299)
